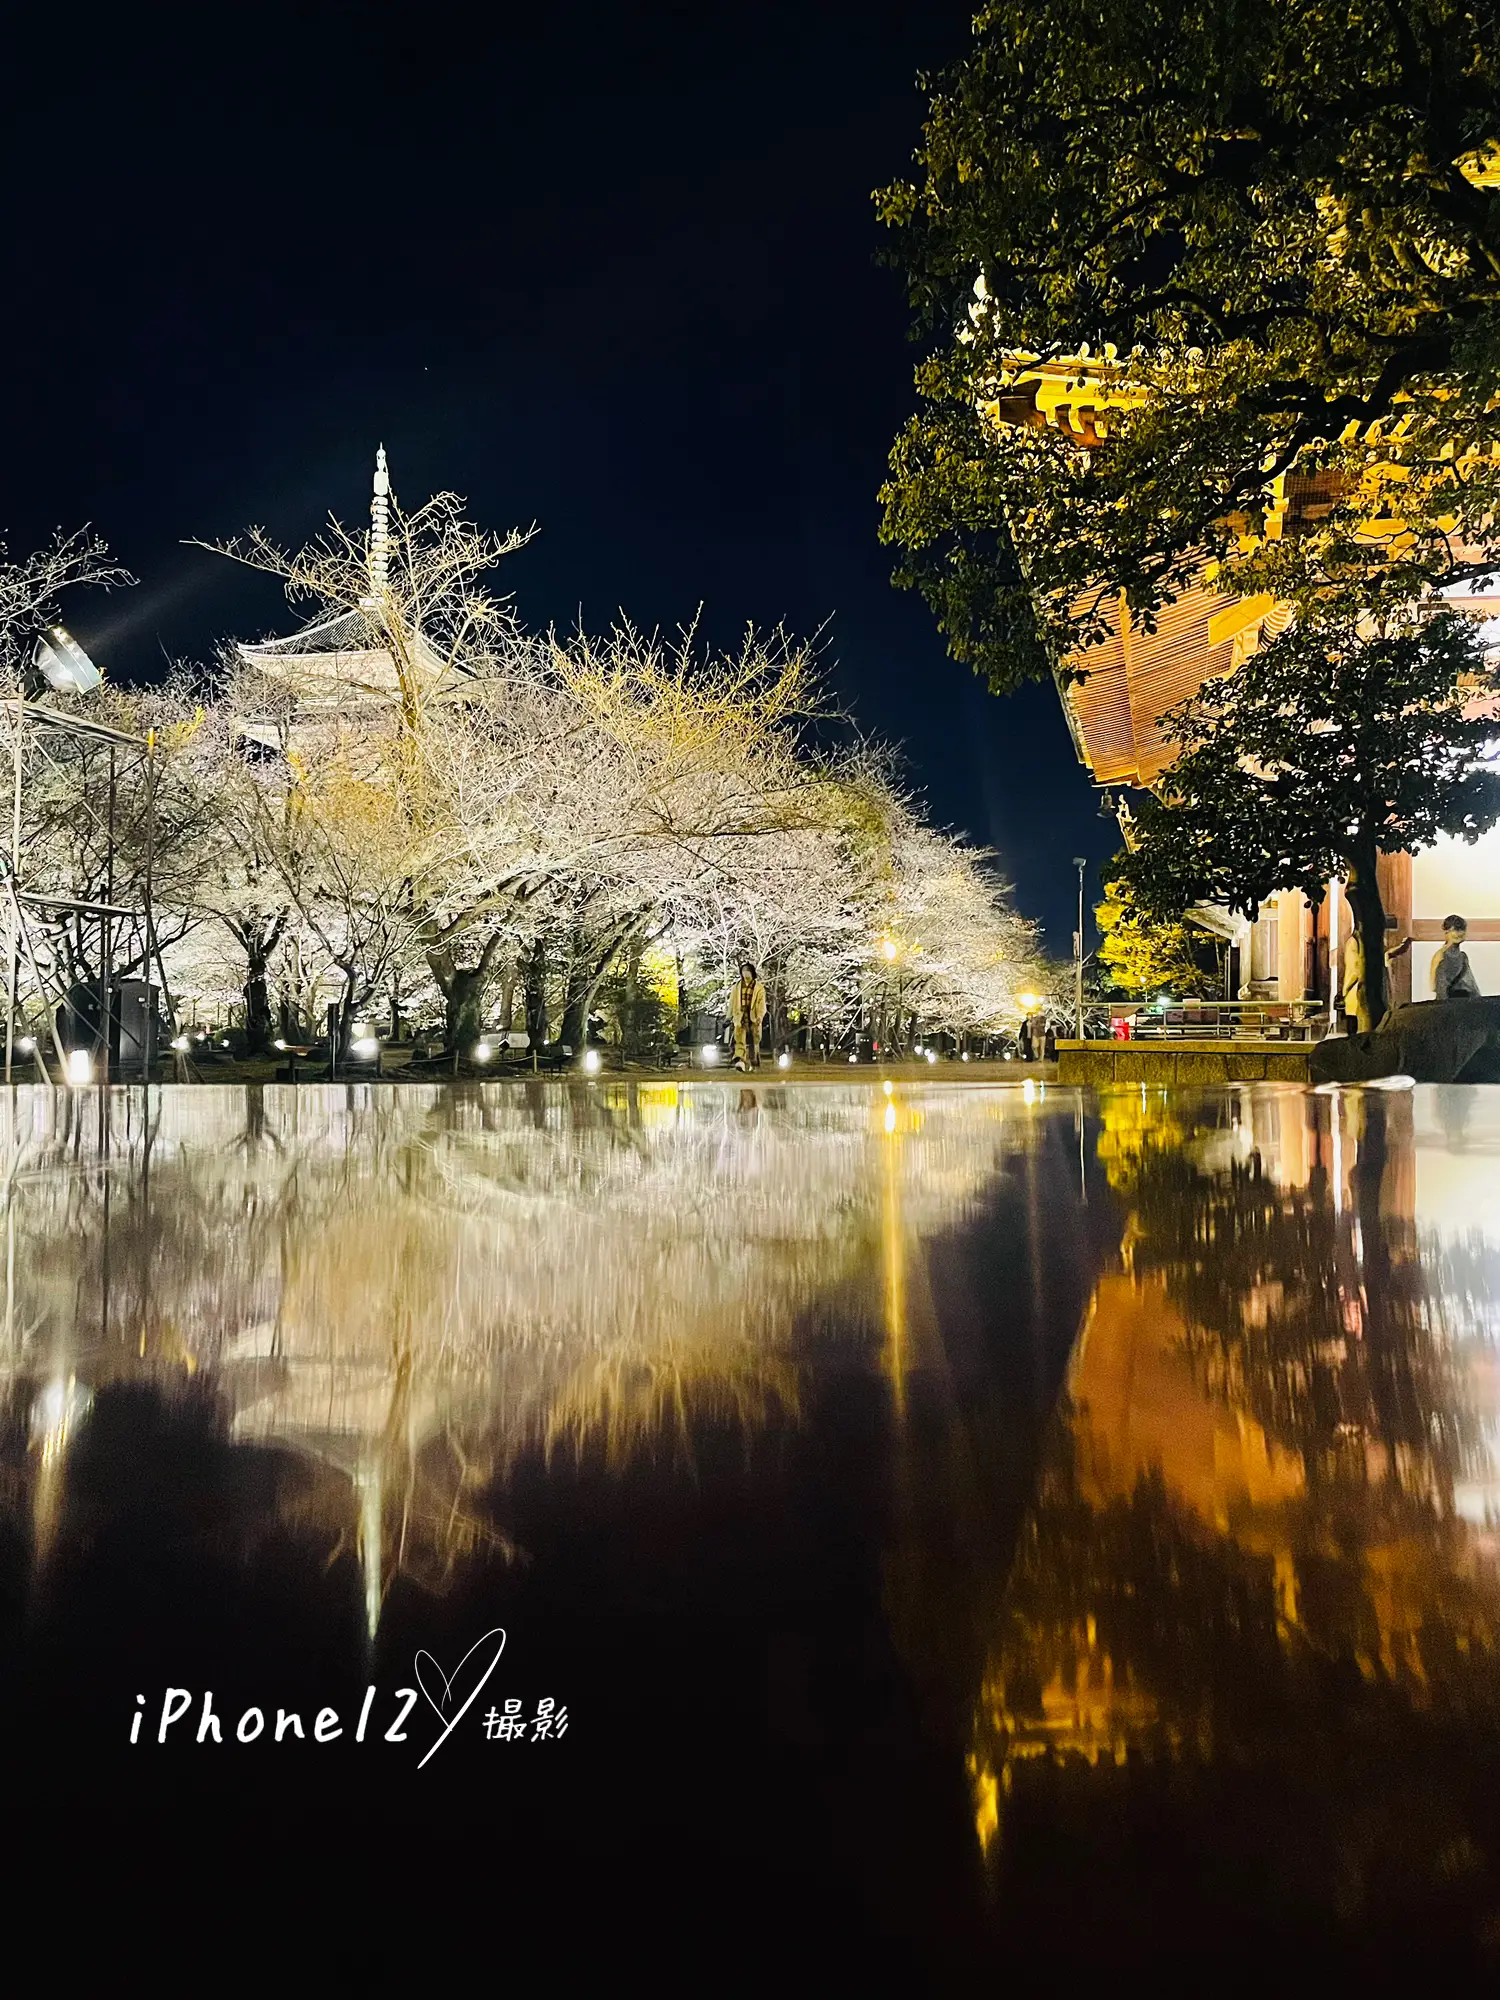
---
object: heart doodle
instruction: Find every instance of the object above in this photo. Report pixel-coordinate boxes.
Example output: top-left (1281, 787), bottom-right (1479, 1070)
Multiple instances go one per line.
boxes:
top-left (412, 1628), bottom-right (506, 1767)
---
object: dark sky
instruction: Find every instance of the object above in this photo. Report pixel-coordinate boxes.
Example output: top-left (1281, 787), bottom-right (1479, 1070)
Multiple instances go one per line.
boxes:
top-left (1, 0), bottom-right (1118, 952)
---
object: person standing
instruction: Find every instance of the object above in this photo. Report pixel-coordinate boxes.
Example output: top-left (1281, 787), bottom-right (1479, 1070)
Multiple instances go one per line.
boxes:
top-left (1341, 927), bottom-right (1412, 1033)
top-left (1017, 1016), bottom-right (1034, 1063)
top-left (1432, 915), bottom-right (1481, 1001)
top-left (730, 961), bottom-right (767, 1070)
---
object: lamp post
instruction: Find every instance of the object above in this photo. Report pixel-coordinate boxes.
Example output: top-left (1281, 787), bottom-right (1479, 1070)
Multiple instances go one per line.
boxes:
top-left (1072, 857), bottom-right (1087, 1039)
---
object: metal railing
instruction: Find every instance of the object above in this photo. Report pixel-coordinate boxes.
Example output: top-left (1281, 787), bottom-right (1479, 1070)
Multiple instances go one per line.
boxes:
top-left (1113, 998), bottom-right (1327, 1042)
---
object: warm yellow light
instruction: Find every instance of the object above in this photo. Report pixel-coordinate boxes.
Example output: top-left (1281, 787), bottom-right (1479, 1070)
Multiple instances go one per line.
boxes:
top-left (1018, 991), bottom-right (1040, 1012)
top-left (880, 938), bottom-right (899, 962)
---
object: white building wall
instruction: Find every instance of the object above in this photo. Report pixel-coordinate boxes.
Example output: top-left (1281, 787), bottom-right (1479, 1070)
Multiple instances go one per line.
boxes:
top-left (1410, 819), bottom-right (1500, 998)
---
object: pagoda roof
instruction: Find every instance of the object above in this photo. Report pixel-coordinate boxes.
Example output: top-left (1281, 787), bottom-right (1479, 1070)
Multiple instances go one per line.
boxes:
top-left (237, 605), bottom-right (469, 710)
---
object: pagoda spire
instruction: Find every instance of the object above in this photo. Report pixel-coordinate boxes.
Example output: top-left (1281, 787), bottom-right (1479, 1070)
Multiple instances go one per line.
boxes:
top-left (369, 444), bottom-right (391, 596)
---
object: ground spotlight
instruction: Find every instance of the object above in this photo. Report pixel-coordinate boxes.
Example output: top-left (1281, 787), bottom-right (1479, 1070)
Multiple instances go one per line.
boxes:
top-left (65, 1049), bottom-right (93, 1086)
top-left (700, 1043), bottom-right (719, 1066)
top-left (351, 1036), bottom-right (380, 1060)
top-left (170, 1035), bottom-right (190, 1052)
top-left (473, 1041), bottom-right (493, 1063)
top-left (582, 1048), bottom-right (602, 1074)
top-left (777, 1051), bottom-right (790, 1069)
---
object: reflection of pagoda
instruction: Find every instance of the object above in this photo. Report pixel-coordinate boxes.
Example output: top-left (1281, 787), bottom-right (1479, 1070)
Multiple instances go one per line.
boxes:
top-left (0, 1081), bottom-right (1023, 1638)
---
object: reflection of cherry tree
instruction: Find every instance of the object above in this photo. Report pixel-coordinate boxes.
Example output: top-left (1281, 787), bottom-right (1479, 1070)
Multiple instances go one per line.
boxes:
top-left (0, 1079), bottom-right (1026, 1623)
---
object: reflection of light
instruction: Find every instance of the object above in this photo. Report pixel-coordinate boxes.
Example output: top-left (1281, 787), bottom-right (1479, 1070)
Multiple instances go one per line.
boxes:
top-left (582, 1049), bottom-right (602, 1074)
top-left (171, 1035), bottom-right (191, 1052)
top-left (1022, 1078), bottom-right (1037, 1105)
top-left (65, 1049), bottom-right (93, 1086)
top-left (884, 1102), bottom-right (897, 1134)
top-left (777, 1052), bottom-right (790, 1070)
top-left (1368, 1073), bottom-right (1415, 1091)
top-left (883, 1080), bottom-right (894, 1097)
top-left (351, 1037), bottom-right (380, 1060)
top-left (31, 1376), bottom-right (91, 1464)
top-left (700, 1044), bottom-right (718, 1066)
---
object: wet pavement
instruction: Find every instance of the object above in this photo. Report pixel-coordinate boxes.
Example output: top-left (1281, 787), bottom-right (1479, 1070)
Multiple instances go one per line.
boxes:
top-left (2, 1078), bottom-right (1499, 1976)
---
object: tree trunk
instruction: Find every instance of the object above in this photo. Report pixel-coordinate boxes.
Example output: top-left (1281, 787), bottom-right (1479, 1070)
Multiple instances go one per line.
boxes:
top-left (523, 938), bottom-right (549, 1049)
top-left (243, 945), bottom-right (275, 1055)
top-left (559, 931), bottom-right (619, 1052)
top-left (1344, 842), bottom-right (1389, 1033)
top-left (443, 968), bottom-right (489, 1052)
top-left (429, 934), bottom-right (504, 1054)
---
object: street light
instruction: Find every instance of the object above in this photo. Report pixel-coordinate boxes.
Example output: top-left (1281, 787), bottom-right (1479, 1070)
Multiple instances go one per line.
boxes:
top-left (1073, 857), bottom-right (1087, 1040)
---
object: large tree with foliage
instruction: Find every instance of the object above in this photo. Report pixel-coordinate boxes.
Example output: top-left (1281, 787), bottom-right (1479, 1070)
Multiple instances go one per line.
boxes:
top-left (1095, 876), bottom-right (1214, 999)
top-left (878, 0), bottom-right (1500, 691)
top-left (1113, 606), bottom-right (1500, 1026)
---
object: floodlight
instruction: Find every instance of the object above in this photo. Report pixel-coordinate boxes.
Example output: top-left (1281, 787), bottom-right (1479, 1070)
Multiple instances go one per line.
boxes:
top-left (33, 626), bottom-right (102, 695)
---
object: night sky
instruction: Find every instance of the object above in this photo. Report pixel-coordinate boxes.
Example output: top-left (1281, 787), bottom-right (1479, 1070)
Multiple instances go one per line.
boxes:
top-left (2, 1), bottom-right (1118, 953)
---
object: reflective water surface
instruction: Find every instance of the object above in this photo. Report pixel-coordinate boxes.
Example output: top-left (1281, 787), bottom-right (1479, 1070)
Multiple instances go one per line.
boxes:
top-left (3, 1080), bottom-right (1500, 1974)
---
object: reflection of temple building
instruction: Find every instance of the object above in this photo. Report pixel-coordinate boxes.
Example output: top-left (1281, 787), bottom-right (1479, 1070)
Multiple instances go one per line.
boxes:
top-left (971, 1086), bottom-right (1500, 1865)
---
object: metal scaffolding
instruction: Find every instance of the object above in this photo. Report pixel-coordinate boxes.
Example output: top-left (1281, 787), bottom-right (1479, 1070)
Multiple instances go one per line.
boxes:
top-left (3, 693), bottom-right (174, 1084)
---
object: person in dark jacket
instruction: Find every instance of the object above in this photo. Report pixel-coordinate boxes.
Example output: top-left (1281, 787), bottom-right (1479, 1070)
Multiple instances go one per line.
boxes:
top-left (1432, 915), bottom-right (1481, 1001)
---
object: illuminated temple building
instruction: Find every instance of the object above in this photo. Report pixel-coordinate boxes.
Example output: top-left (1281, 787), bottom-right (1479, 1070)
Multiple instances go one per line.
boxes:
top-left (987, 359), bottom-right (1500, 1005)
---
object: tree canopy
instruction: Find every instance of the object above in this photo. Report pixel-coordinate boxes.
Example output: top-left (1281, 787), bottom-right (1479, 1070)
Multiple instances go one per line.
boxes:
top-left (878, 0), bottom-right (1500, 690)
top-left (1095, 876), bottom-right (1214, 998)
top-left (1113, 605), bottom-right (1500, 1022)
